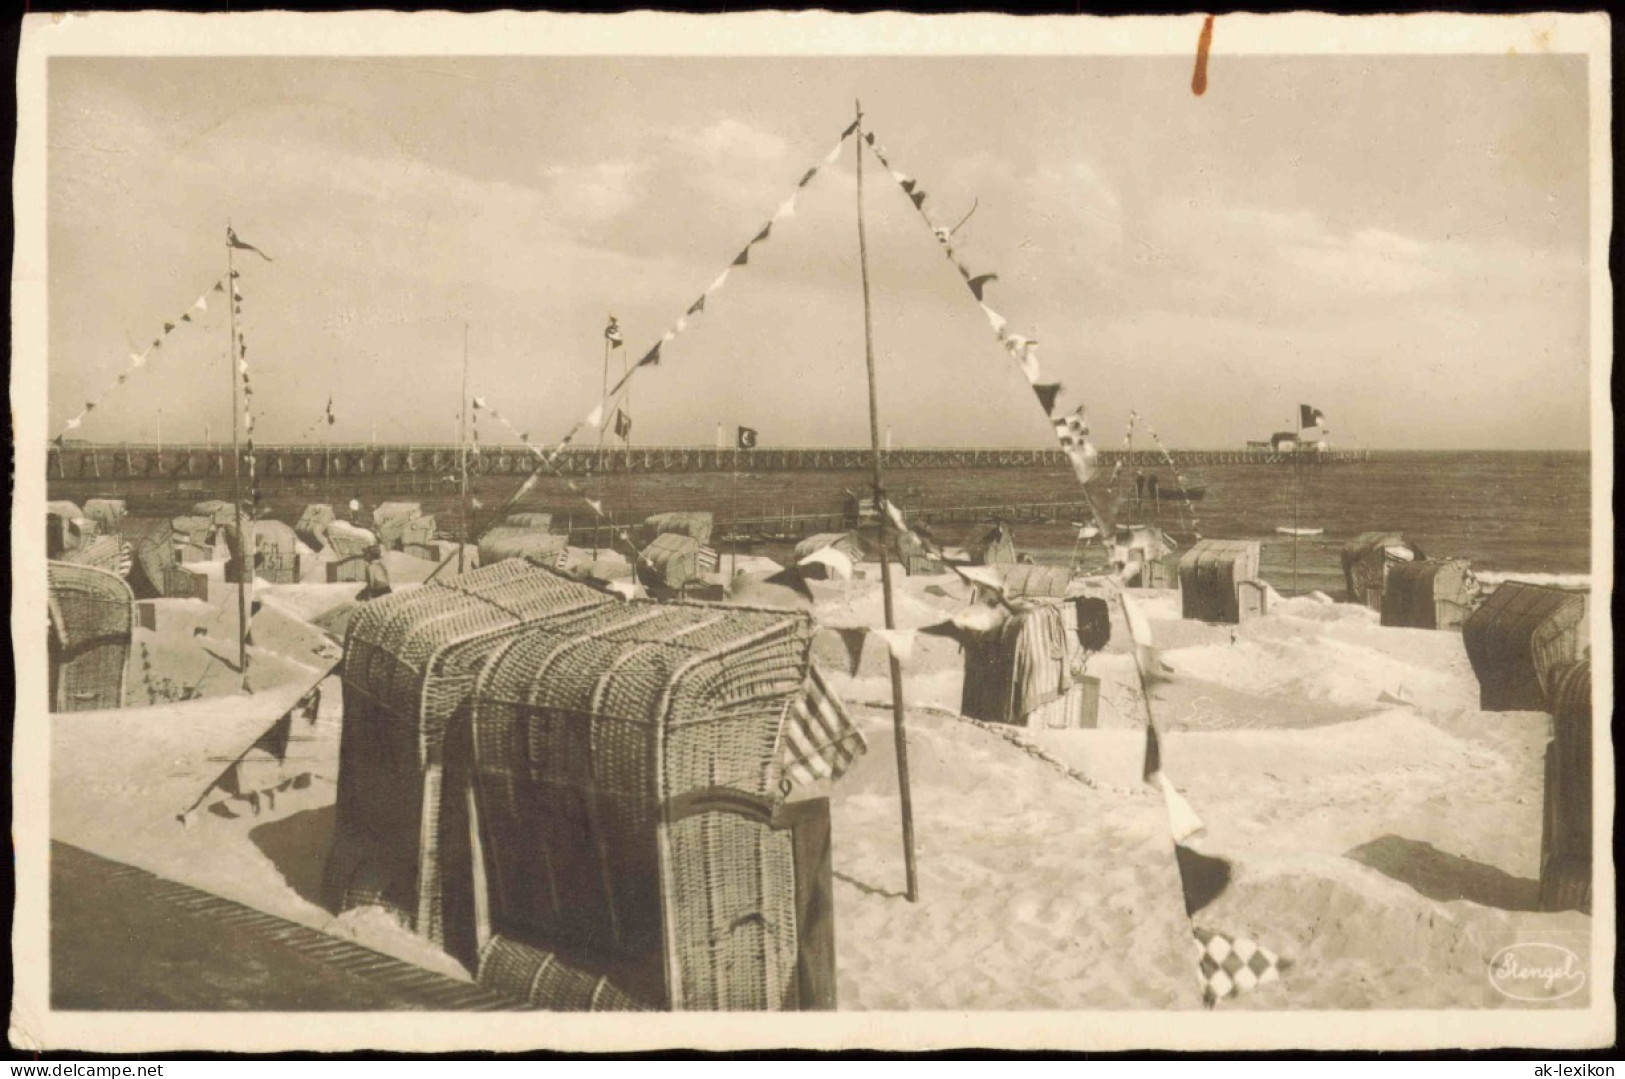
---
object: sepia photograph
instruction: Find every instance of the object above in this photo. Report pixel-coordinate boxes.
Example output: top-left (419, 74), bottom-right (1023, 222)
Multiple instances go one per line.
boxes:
top-left (9, 10), bottom-right (1614, 1054)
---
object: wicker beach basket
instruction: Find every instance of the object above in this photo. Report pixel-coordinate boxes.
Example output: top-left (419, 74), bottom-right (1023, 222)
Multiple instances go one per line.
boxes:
top-left (477, 527), bottom-right (568, 570)
top-left (1380, 559), bottom-right (1479, 630)
top-left (1462, 581), bottom-right (1587, 711)
top-left (1540, 660), bottom-right (1592, 915)
top-left (1341, 531), bottom-right (1415, 608)
top-left (48, 561), bottom-right (134, 712)
top-left (324, 560), bottom-right (615, 968)
top-left (638, 533), bottom-right (701, 591)
top-left (467, 599), bottom-right (847, 1010)
top-left (296, 503), bottom-right (336, 551)
top-left (1177, 539), bottom-right (1261, 624)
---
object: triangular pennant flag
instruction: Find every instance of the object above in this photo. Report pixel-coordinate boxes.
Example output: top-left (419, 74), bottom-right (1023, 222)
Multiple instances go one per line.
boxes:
top-left (1033, 382), bottom-right (1063, 415)
top-left (980, 304), bottom-right (1008, 335)
top-left (870, 627), bottom-right (916, 665)
top-left (131, 352), bottom-right (147, 368)
top-left (637, 343), bottom-right (661, 369)
top-left (117, 373), bottom-right (128, 384)
top-left (1160, 773), bottom-right (1206, 844)
top-left (1143, 720), bottom-right (1162, 784)
top-left (910, 190), bottom-right (927, 209)
top-left (832, 627), bottom-right (868, 675)
top-left (194, 294), bottom-right (209, 312)
top-left (840, 119), bottom-right (859, 139)
top-left (798, 167), bottom-right (818, 188)
top-left (967, 273), bottom-right (998, 302)
top-left (584, 404), bottom-right (604, 429)
top-left (708, 268), bottom-right (731, 294)
top-left (898, 175), bottom-right (918, 193)
top-left (586, 498), bottom-right (604, 515)
top-left (863, 131), bottom-right (875, 145)
top-left (84, 401), bottom-right (96, 413)
top-left (163, 321), bottom-right (175, 334)
top-left (822, 141), bottom-right (844, 166)
top-left (753, 222), bottom-right (773, 244)
top-left (212, 281), bottom-right (225, 293)
top-left (732, 246), bottom-right (751, 267)
top-left (180, 313), bottom-right (192, 323)
top-left (151, 339), bottom-right (162, 350)
top-left (773, 196), bottom-right (797, 221)
top-left (64, 416), bottom-right (83, 431)
top-left (687, 294), bottom-right (706, 316)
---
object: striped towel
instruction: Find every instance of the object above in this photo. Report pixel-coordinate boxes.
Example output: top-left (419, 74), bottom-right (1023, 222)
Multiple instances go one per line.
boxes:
top-left (779, 665), bottom-right (867, 791)
top-left (696, 545), bottom-right (720, 574)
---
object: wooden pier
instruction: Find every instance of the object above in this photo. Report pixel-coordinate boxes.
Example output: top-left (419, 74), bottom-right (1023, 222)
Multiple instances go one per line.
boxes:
top-left (47, 441), bottom-right (1372, 487)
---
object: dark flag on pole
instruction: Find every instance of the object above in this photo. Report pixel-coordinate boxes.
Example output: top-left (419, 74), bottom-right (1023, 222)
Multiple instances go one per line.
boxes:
top-left (326, 394), bottom-right (336, 426)
top-left (1299, 404), bottom-right (1326, 429)
top-left (736, 425), bottom-right (758, 450)
top-left (226, 227), bottom-right (274, 262)
top-left (614, 408), bottom-right (632, 440)
top-left (604, 315), bottom-right (623, 349)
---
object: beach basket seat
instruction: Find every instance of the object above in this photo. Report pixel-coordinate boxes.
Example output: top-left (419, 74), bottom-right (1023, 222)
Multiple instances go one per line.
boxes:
top-left (296, 503), bottom-right (336, 551)
top-left (190, 500), bottom-right (236, 529)
top-left (1341, 531), bottom-right (1416, 608)
top-left (1380, 559), bottom-right (1478, 630)
top-left (1540, 660), bottom-right (1592, 915)
top-left (793, 532), bottom-right (865, 564)
top-left (961, 600), bottom-right (1074, 727)
top-left (323, 560), bottom-right (616, 968)
top-left (503, 512), bottom-right (553, 531)
top-left (641, 511), bottom-right (714, 547)
top-left (82, 498), bottom-right (128, 536)
top-left (477, 527), bottom-right (568, 570)
top-left (162, 563), bottom-right (211, 601)
top-left (999, 564), bottom-right (1073, 601)
top-left (326, 520), bottom-right (379, 582)
top-left (468, 600), bottom-right (862, 1010)
top-left (48, 561), bottom-right (134, 713)
top-left (1178, 539), bottom-right (1262, 624)
top-left (62, 533), bottom-right (128, 577)
top-left (372, 502), bottom-right (424, 551)
top-left (964, 522), bottom-right (1018, 566)
top-left (130, 520), bottom-right (177, 599)
top-left (637, 533), bottom-right (702, 592)
top-left (400, 514), bottom-right (438, 549)
top-left (1114, 524), bottom-right (1176, 587)
top-left (1462, 581), bottom-right (1587, 712)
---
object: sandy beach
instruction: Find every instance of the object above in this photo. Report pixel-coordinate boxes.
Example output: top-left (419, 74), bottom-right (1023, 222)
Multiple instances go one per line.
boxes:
top-left (47, 546), bottom-right (1592, 1012)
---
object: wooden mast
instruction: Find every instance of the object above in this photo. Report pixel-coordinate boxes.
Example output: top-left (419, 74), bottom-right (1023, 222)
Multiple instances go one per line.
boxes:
top-left (855, 99), bottom-right (919, 903)
top-left (226, 224), bottom-right (248, 689)
top-left (458, 322), bottom-right (470, 574)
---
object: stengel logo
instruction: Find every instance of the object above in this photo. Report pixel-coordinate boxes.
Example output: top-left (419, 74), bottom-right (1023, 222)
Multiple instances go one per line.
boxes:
top-left (1488, 942), bottom-right (1586, 1001)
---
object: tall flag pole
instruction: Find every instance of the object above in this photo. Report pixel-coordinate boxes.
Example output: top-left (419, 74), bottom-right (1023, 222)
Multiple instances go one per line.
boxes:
top-left (225, 223), bottom-right (248, 689)
top-left (596, 316), bottom-right (618, 557)
top-left (855, 100), bottom-right (919, 903)
top-left (1292, 406), bottom-right (1302, 595)
top-left (459, 324), bottom-right (471, 574)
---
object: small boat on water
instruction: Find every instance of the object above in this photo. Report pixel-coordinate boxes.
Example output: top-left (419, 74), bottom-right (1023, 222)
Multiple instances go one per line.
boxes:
top-left (1276, 526), bottom-right (1323, 536)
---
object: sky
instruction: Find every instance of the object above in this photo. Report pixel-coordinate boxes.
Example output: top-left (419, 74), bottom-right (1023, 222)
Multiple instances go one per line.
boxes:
top-left (46, 53), bottom-right (1592, 450)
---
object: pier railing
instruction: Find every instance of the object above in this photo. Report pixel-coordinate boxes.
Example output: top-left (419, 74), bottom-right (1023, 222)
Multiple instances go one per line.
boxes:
top-left (46, 442), bottom-right (1372, 483)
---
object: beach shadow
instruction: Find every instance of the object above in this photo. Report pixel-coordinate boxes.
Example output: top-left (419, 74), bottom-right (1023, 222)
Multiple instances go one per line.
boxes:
top-left (249, 805), bottom-right (337, 911)
top-left (833, 870), bottom-right (908, 901)
top-left (1344, 834), bottom-right (1541, 912)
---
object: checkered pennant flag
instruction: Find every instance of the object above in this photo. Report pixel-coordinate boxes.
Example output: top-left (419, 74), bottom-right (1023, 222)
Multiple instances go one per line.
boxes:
top-left (777, 664), bottom-right (868, 793)
top-left (1193, 927), bottom-right (1289, 1007)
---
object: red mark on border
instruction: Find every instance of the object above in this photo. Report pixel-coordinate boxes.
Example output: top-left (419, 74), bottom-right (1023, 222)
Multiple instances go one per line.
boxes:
top-left (1192, 15), bottom-right (1215, 96)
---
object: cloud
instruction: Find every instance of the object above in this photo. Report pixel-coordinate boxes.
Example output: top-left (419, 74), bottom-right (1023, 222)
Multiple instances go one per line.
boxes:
top-left (690, 117), bottom-right (789, 163)
top-left (536, 158), bottom-right (649, 228)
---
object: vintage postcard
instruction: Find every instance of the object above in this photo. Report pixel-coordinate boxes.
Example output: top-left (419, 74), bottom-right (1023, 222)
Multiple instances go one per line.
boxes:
top-left (10, 9), bottom-right (1614, 1054)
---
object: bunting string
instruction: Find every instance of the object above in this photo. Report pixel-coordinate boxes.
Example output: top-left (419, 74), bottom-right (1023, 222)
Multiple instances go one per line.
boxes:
top-left (429, 122), bottom-right (863, 580)
top-left (857, 127), bottom-right (1110, 547)
top-left (53, 278), bottom-right (225, 445)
